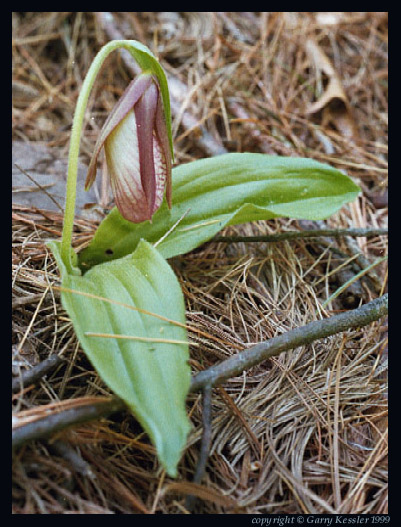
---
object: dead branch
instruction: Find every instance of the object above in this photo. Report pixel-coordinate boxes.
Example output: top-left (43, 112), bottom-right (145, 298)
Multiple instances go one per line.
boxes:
top-left (189, 293), bottom-right (388, 392)
top-left (214, 227), bottom-right (388, 244)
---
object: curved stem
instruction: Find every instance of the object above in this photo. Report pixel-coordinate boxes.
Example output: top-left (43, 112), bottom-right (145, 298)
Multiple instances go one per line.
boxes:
top-left (61, 40), bottom-right (127, 272)
top-left (61, 39), bottom-right (165, 273)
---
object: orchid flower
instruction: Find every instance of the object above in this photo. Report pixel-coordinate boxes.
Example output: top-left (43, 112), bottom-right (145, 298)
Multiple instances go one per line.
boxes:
top-left (85, 72), bottom-right (172, 223)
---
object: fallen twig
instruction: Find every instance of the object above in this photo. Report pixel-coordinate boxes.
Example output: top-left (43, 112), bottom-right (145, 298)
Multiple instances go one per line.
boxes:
top-left (214, 227), bottom-right (387, 244)
top-left (12, 397), bottom-right (125, 448)
top-left (12, 355), bottom-right (64, 394)
top-left (185, 383), bottom-right (213, 511)
top-left (189, 293), bottom-right (388, 392)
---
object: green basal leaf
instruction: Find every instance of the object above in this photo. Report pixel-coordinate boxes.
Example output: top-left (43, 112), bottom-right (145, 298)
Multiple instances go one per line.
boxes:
top-left (48, 239), bottom-right (191, 477)
top-left (79, 153), bottom-right (360, 270)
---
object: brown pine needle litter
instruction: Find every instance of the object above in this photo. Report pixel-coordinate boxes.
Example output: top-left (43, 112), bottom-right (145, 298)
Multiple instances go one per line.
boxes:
top-left (12, 12), bottom-right (388, 514)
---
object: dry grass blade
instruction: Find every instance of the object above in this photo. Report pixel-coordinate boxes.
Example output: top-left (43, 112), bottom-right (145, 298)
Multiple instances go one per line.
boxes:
top-left (164, 481), bottom-right (237, 510)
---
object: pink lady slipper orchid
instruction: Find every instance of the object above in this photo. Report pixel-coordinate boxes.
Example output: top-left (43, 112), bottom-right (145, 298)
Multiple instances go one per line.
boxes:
top-left (85, 73), bottom-right (172, 223)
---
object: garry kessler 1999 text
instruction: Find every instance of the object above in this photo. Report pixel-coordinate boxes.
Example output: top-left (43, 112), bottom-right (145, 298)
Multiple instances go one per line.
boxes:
top-left (251, 516), bottom-right (390, 526)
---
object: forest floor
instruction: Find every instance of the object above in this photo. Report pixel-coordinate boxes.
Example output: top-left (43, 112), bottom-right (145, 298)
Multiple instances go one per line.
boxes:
top-left (12, 12), bottom-right (388, 514)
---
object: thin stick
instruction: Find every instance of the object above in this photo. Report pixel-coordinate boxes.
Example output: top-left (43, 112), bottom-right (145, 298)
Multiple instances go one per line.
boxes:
top-left (12, 397), bottom-right (125, 448)
top-left (185, 383), bottom-right (213, 512)
top-left (189, 294), bottom-right (388, 393)
top-left (12, 355), bottom-right (64, 394)
top-left (213, 227), bottom-right (388, 244)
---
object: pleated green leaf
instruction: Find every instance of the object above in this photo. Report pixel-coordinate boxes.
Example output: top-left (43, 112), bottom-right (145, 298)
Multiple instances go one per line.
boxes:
top-left (78, 153), bottom-right (360, 270)
top-left (48, 239), bottom-right (191, 477)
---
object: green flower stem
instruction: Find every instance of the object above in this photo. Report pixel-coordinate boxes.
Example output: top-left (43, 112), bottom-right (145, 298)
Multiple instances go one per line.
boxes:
top-left (60, 39), bottom-right (171, 274)
top-left (61, 40), bottom-right (123, 272)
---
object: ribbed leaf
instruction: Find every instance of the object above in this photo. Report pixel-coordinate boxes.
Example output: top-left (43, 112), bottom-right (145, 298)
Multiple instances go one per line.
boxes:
top-left (48, 239), bottom-right (191, 477)
top-left (79, 153), bottom-right (360, 270)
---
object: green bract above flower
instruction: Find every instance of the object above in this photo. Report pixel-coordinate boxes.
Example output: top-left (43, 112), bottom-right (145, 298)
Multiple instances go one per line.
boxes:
top-left (85, 73), bottom-right (172, 223)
